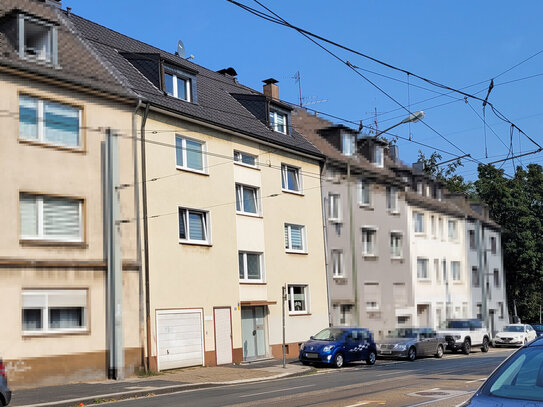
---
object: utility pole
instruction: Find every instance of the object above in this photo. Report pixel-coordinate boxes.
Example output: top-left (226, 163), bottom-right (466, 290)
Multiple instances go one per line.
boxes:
top-left (476, 220), bottom-right (488, 329)
top-left (105, 128), bottom-right (124, 380)
top-left (282, 285), bottom-right (286, 368)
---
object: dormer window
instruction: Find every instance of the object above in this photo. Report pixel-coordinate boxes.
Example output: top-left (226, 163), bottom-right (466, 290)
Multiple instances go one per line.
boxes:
top-left (163, 64), bottom-right (196, 102)
top-left (342, 133), bottom-right (355, 156)
top-left (373, 145), bottom-right (384, 167)
top-left (269, 109), bottom-right (287, 134)
top-left (17, 14), bottom-right (58, 65)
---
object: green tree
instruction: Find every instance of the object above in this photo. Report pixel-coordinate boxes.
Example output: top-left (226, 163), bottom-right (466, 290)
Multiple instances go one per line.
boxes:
top-left (417, 151), bottom-right (476, 197)
top-left (476, 163), bottom-right (543, 322)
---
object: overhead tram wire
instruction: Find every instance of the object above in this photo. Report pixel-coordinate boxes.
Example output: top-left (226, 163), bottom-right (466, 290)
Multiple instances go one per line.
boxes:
top-left (228, 0), bottom-right (541, 151)
top-left (246, 0), bottom-right (474, 161)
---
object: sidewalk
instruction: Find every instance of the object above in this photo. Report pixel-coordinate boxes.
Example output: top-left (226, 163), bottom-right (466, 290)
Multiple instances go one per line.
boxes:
top-left (11, 359), bottom-right (312, 407)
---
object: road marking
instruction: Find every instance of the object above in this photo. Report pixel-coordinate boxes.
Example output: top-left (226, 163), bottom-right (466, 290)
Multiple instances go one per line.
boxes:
top-left (239, 384), bottom-right (315, 398)
top-left (465, 377), bottom-right (486, 383)
top-left (344, 401), bottom-right (386, 406)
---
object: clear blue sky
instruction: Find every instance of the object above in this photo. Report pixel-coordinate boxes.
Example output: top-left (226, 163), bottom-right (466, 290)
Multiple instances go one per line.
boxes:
top-left (65, 0), bottom-right (543, 179)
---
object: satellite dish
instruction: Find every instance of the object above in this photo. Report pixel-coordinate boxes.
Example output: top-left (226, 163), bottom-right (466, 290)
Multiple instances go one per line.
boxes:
top-left (175, 40), bottom-right (186, 59)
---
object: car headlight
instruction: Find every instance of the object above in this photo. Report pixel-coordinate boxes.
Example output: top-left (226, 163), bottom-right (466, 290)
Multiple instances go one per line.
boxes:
top-left (394, 344), bottom-right (407, 351)
top-left (376, 343), bottom-right (381, 350)
top-left (322, 345), bottom-right (335, 352)
top-left (495, 335), bottom-right (501, 339)
top-left (454, 335), bottom-right (461, 340)
top-left (300, 343), bottom-right (305, 351)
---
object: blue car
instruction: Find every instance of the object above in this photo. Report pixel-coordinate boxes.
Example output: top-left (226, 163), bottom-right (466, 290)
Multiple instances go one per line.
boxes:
top-left (461, 336), bottom-right (543, 406)
top-left (299, 327), bottom-right (377, 368)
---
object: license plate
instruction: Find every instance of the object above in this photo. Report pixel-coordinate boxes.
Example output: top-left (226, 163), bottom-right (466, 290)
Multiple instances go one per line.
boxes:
top-left (305, 353), bottom-right (319, 359)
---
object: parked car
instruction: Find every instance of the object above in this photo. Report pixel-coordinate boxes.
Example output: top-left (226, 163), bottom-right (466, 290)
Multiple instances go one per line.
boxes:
top-left (0, 359), bottom-right (11, 406)
top-left (460, 336), bottom-right (543, 406)
top-left (376, 328), bottom-right (446, 361)
top-left (437, 319), bottom-right (490, 354)
top-left (299, 327), bottom-right (377, 368)
top-left (494, 324), bottom-right (538, 347)
top-left (531, 324), bottom-right (543, 337)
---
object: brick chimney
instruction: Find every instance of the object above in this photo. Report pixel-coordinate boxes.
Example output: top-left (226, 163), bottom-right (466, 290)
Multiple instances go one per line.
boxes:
top-left (262, 78), bottom-right (279, 100)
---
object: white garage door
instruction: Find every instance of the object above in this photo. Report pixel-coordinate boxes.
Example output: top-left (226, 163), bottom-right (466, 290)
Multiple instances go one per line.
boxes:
top-left (156, 309), bottom-right (204, 371)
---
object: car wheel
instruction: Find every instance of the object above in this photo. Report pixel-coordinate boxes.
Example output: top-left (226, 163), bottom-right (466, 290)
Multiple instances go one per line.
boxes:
top-left (333, 353), bottom-right (344, 368)
top-left (462, 339), bottom-right (471, 355)
top-left (435, 344), bottom-right (444, 358)
top-left (407, 346), bottom-right (417, 361)
top-left (481, 337), bottom-right (489, 353)
top-left (366, 350), bottom-right (376, 365)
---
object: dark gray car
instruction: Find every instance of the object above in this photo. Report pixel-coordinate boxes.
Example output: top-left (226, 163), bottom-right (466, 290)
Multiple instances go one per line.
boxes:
top-left (376, 328), bottom-right (446, 361)
top-left (0, 359), bottom-right (11, 406)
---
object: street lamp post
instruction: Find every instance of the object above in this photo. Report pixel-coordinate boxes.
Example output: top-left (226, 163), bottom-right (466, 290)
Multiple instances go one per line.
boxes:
top-left (373, 111), bottom-right (425, 138)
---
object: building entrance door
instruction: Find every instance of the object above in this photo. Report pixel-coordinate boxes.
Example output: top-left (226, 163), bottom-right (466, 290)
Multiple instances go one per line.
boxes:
top-left (241, 306), bottom-right (267, 361)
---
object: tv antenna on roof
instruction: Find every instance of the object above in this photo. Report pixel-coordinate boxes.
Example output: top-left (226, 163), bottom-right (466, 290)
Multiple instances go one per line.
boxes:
top-left (175, 40), bottom-right (186, 59)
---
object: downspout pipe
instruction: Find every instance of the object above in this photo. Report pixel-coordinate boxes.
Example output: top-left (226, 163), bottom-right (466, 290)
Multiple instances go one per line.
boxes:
top-left (132, 99), bottom-right (144, 370)
top-left (140, 103), bottom-right (152, 371)
top-left (320, 160), bottom-right (332, 326)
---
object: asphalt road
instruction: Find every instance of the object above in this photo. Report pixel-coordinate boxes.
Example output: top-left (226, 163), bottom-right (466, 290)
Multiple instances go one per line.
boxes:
top-left (103, 349), bottom-right (514, 407)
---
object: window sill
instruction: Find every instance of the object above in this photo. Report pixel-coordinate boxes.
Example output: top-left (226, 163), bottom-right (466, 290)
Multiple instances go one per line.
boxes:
top-left (390, 256), bottom-right (404, 262)
top-left (239, 281), bottom-right (266, 285)
top-left (22, 329), bottom-right (90, 338)
top-left (20, 239), bottom-right (87, 248)
top-left (234, 161), bottom-right (260, 170)
top-left (236, 212), bottom-right (263, 219)
top-left (289, 312), bottom-right (311, 316)
top-left (179, 240), bottom-right (212, 247)
top-left (282, 189), bottom-right (304, 196)
top-left (388, 210), bottom-right (400, 216)
top-left (452, 280), bottom-right (463, 285)
top-left (332, 275), bottom-right (347, 280)
top-left (362, 254), bottom-right (378, 260)
top-left (19, 138), bottom-right (85, 154)
top-left (359, 204), bottom-right (374, 210)
top-left (417, 278), bottom-right (432, 283)
top-left (329, 218), bottom-right (342, 224)
top-left (285, 250), bottom-right (308, 255)
top-left (414, 232), bottom-right (426, 237)
top-left (175, 166), bottom-right (209, 176)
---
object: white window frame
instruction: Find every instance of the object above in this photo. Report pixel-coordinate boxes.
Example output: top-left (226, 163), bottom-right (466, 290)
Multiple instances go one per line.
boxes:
top-left (417, 257), bottom-right (429, 280)
top-left (413, 212), bottom-right (425, 234)
top-left (19, 94), bottom-right (82, 148)
top-left (233, 150), bottom-right (258, 168)
top-left (18, 14), bottom-right (58, 65)
top-left (361, 227), bottom-right (377, 256)
top-left (342, 132), bottom-right (355, 156)
top-left (386, 186), bottom-right (399, 213)
top-left (178, 207), bottom-right (210, 245)
top-left (22, 289), bottom-right (88, 335)
top-left (451, 261), bottom-right (461, 281)
top-left (366, 301), bottom-right (379, 311)
top-left (269, 110), bottom-right (287, 134)
top-left (357, 179), bottom-right (371, 206)
top-left (374, 145), bottom-right (384, 167)
top-left (165, 71), bottom-right (191, 101)
top-left (448, 220), bottom-right (458, 241)
top-left (281, 164), bottom-right (302, 193)
top-left (328, 193), bottom-right (341, 222)
top-left (431, 215), bottom-right (436, 238)
top-left (175, 135), bottom-right (206, 173)
top-left (235, 184), bottom-right (260, 216)
top-left (20, 193), bottom-right (83, 242)
top-left (287, 284), bottom-right (309, 314)
top-left (390, 231), bottom-right (403, 259)
top-left (238, 251), bottom-right (264, 282)
top-left (417, 182), bottom-right (423, 195)
top-left (284, 223), bottom-right (307, 253)
top-left (331, 249), bottom-right (344, 278)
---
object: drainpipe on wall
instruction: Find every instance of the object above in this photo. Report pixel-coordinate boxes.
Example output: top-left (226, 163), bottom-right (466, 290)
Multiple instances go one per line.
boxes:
top-left (347, 160), bottom-right (359, 325)
top-left (140, 103), bottom-right (152, 371)
top-left (320, 160), bottom-right (332, 326)
top-left (476, 220), bottom-right (488, 330)
top-left (132, 100), bottom-right (144, 371)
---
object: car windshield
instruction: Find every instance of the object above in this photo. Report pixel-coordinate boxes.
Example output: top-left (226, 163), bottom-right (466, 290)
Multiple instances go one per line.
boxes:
top-left (532, 325), bottom-right (543, 331)
top-left (387, 329), bottom-right (419, 338)
top-left (445, 320), bottom-right (481, 329)
top-left (312, 328), bottom-right (346, 341)
top-left (503, 325), bottom-right (524, 332)
top-left (481, 346), bottom-right (543, 401)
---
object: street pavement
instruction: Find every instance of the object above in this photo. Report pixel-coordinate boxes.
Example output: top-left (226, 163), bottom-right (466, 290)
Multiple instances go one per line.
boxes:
top-left (11, 348), bottom-right (513, 407)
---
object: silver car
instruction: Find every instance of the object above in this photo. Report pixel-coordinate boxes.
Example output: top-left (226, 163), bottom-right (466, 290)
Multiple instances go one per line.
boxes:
top-left (376, 328), bottom-right (446, 361)
top-left (0, 359), bottom-right (11, 406)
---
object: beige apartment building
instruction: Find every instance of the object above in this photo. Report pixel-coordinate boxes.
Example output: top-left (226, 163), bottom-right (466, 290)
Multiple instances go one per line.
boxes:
top-left (0, 0), bottom-right (141, 386)
top-left (69, 15), bottom-right (329, 368)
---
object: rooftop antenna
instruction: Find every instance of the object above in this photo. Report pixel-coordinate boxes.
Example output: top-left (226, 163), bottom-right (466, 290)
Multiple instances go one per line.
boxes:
top-left (293, 71), bottom-right (302, 107)
top-left (175, 40), bottom-right (186, 59)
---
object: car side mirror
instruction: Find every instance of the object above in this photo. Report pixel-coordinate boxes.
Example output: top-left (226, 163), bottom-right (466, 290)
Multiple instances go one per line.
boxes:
top-left (310, 336), bottom-right (314, 340)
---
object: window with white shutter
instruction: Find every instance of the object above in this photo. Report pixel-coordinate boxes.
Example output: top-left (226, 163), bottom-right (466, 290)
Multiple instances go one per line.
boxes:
top-left (178, 207), bottom-right (210, 244)
top-left (20, 194), bottom-right (82, 242)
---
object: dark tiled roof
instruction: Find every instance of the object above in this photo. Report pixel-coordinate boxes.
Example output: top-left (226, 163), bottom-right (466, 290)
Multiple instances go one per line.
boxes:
top-left (405, 191), bottom-right (466, 218)
top-left (65, 12), bottom-right (322, 157)
top-left (0, 0), bottom-right (134, 99)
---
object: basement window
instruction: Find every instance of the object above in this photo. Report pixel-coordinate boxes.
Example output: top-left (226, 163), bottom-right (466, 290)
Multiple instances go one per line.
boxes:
top-left (17, 14), bottom-right (58, 65)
